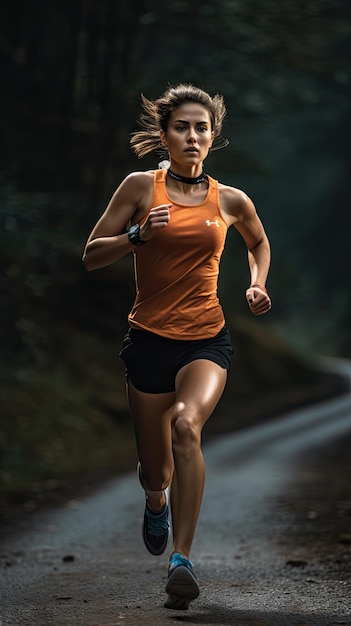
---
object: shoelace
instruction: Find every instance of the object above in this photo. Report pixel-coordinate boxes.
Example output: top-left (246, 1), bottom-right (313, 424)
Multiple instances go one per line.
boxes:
top-left (145, 506), bottom-right (169, 536)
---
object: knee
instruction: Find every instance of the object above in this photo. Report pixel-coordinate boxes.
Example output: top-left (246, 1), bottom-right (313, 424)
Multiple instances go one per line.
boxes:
top-left (172, 403), bottom-right (201, 450)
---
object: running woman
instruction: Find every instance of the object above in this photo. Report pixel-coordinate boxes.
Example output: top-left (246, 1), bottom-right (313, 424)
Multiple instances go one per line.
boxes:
top-left (82, 83), bottom-right (271, 610)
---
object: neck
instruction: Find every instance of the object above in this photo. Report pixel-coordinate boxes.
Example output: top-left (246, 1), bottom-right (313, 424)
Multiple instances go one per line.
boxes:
top-left (167, 169), bottom-right (207, 185)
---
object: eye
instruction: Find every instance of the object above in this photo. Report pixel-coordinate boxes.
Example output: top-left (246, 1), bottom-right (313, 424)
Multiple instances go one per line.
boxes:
top-left (198, 126), bottom-right (208, 133)
top-left (175, 125), bottom-right (186, 132)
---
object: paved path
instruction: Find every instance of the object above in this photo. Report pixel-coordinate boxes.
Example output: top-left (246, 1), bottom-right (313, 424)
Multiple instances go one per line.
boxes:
top-left (1, 361), bottom-right (350, 626)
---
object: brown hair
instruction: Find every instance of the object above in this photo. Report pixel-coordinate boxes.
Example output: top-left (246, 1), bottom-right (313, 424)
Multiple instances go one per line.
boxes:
top-left (130, 83), bottom-right (229, 158)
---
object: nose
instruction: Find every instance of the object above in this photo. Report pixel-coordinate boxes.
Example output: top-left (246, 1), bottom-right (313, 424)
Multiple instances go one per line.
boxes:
top-left (187, 127), bottom-right (197, 143)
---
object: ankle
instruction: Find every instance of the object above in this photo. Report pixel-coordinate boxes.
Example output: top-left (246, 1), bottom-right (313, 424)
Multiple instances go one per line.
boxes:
top-left (146, 490), bottom-right (166, 512)
top-left (171, 549), bottom-right (189, 560)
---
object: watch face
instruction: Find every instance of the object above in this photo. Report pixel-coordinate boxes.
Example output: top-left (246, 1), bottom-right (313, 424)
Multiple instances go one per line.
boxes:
top-left (128, 224), bottom-right (143, 246)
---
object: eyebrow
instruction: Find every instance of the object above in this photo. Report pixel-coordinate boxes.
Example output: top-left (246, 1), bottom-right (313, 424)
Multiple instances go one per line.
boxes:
top-left (173, 119), bottom-right (209, 125)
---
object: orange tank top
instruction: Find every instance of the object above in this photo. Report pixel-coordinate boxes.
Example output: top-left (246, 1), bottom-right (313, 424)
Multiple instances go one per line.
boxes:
top-left (128, 168), bottom-right (228, 339)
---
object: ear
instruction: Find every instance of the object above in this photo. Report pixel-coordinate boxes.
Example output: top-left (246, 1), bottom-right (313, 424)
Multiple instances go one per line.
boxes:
top-left (160, 130), bottom-right (167, 147)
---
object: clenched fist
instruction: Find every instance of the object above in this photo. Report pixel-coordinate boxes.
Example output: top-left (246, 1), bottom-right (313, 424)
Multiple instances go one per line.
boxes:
top-left (139, 204), bottom-right (171, 241)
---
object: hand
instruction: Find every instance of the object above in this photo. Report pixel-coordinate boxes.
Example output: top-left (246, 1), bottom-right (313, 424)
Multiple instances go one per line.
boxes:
top-left (246, 285), bottom-right (271, 316)
top-left (139, 204), bottom-right (171, 241)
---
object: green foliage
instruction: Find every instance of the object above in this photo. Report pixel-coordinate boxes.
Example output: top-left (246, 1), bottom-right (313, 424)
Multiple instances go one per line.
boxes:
top-left (0, 0), bottom-right (349, 507)
top-left (1, 366), bottom-right (132, 488)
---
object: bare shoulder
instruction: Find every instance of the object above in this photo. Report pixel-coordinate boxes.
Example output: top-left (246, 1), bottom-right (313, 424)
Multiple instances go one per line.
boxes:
top-left (218, 182), bottom-right (256, 225)
top-left (123, 169), bottom-right (154, 183)
top-left (119, 169), bottom-right (154, 195)
top-left (109, 169), bottom-right (154, 217)
top-left (85, 170), bottom-right (155, 240)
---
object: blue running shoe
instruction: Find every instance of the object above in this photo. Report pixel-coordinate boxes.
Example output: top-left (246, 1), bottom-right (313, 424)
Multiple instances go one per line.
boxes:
top-left (164, 553), bottom-right (200, 610)
top-left (137, 462), bottom-right (170, 556)
top-left (142, 501), bottom-right (169, 555)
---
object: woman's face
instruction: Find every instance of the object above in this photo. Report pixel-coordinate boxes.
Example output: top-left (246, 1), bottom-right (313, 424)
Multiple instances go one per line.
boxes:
top-left (160, 103), bottom-right (214, 169)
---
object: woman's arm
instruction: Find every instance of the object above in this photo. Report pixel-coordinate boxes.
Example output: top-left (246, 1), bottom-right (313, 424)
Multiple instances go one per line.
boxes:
top-left (220, 186), bottom-right (271, 315)
top-left (83, 171), bottom-right (171, 271)
top-left (82, 173), bottom-right (144, 271)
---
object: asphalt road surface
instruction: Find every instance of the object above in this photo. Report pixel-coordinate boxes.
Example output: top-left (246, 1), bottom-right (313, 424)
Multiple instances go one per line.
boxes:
top-left (1, 361), bottom-right (350, 626)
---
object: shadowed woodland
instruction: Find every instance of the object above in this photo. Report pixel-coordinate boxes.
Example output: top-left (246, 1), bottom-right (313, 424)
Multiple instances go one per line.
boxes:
top-left (0, 0), bottom-right (350, 509)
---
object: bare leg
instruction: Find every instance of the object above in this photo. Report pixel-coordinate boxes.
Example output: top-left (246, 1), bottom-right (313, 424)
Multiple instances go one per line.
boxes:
top-left (127, 381), bottom-right (175, 510)
top-left (127, 358), bottom-right (226, 549)
top-left (170, 359), bottom-right (227, 559)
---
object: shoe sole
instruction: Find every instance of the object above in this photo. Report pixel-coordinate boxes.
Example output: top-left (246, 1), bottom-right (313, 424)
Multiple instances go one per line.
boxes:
top-left (165, 565), bottom-right (200, 609)
top-left (164, 594), bottom-right (190, 610)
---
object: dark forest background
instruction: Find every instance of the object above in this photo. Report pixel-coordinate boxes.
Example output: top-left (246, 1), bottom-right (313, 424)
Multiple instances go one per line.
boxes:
top-left (1, 0), bottom-right (350, 509)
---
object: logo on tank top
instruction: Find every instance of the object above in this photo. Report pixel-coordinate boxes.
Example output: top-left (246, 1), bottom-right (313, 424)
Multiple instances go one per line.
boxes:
top-left (205, 219), bottom-right (220, 227)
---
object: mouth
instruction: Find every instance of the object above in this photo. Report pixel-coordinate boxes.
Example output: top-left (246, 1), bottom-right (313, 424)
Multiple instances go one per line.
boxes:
top-left (185, 148), bottom-right (199, 154)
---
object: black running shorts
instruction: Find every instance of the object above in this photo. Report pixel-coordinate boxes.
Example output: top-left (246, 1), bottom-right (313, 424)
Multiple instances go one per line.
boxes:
top-left (119, 325), bottom-right (233, 394)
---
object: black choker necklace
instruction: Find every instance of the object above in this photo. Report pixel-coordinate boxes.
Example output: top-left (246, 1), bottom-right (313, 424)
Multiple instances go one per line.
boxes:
top-left (167, 169), bottom-right (207, 184)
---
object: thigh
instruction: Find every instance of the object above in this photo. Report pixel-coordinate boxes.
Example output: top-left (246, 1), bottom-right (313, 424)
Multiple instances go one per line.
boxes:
top-left (174, 358), bottom-right (227, 429)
